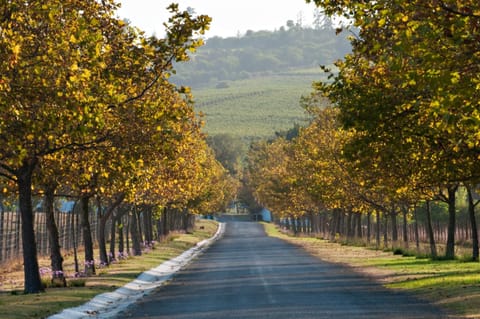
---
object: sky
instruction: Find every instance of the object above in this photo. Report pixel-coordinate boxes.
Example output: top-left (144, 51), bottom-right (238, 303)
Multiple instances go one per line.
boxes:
top-left (116, 0), bottom-right (318, 38)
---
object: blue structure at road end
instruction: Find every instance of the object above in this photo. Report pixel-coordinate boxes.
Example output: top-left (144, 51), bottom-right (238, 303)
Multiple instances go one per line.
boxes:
top-left (260, 208), bottom-right (272, 222)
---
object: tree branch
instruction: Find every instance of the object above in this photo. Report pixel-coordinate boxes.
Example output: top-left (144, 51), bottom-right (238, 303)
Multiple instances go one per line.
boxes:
top-left (438, 1), bottom-right (480, 18)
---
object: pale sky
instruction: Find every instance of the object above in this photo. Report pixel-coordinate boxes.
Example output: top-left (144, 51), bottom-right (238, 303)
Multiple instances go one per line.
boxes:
top-left (116, 0), bottom-right (318, 38)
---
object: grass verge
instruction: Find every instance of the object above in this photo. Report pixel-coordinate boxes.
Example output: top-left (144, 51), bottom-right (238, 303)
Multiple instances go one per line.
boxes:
top-left (0, 219), bottom-right (218, 319)
top-left (262, 222), bottom-right (480, 319)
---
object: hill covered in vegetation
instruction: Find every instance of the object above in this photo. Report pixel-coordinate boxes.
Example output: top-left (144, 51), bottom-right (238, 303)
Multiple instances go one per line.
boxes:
top-left (173, 23), bottom-right (351, 168)
top-left (172, 24), bottom-right (351, 89)
top-left (192, 71), bottom-right (323, 139)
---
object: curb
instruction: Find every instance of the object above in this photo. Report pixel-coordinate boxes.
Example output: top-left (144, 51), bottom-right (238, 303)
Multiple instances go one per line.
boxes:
top-left (48, 222), bottom-right (226, 319)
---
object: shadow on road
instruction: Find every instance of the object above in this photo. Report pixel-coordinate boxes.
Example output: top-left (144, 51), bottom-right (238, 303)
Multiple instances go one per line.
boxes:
top-left (120, 222), bottom-right (447, 319)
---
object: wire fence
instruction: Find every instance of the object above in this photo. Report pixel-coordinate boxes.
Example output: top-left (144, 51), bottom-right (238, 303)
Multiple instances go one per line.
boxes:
top-left (0, 207), bottom-right (103, 266)
top-left (276, 211), bottom-right (478, 258)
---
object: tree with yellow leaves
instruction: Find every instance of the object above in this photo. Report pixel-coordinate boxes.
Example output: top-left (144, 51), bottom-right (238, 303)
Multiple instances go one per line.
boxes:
top-left (308, 0), bottom-right (480, 259)
top-left (0, 0), bottom-right (210, 293)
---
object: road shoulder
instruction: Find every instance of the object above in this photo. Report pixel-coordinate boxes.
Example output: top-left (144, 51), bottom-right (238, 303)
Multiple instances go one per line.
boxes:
top-left (47, 222), bottom-right (225, 319)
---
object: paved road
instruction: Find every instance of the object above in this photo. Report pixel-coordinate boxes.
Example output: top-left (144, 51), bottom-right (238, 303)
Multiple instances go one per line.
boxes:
top-left (119, 222), bottom-right (446, 318)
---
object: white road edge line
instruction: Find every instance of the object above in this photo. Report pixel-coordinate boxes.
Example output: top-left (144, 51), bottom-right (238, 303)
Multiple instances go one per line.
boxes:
top-left (48, 222), bottom-right (226, 319)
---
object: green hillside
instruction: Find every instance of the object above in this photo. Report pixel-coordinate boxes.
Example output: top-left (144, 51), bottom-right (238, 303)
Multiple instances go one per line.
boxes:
top-left (174, 26), bottom-right (349, 139)
top-left (193, 70), bottom-right (328, 139)
top-left (173, 26), bottom-right (350, 89)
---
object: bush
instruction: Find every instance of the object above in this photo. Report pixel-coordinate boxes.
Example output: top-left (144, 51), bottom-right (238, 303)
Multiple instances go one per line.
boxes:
top-left (67, 278), bottom-right (86, 287)
top-left (41, 277), bottom-right (66, 288)
top-left (392, 247), bottom-right (417, 257)
top-left (393, 248), bottom-right (404, 255)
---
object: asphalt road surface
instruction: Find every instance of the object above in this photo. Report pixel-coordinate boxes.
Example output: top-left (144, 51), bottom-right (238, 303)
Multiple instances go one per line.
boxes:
top-left (119, 221), bottom-right (447, 319)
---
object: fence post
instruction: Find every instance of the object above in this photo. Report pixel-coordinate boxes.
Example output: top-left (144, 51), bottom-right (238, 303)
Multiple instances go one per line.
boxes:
top-left (15, 209), bottom-right (21, 259)
top-left (0, 203), bottom-right (4, 263)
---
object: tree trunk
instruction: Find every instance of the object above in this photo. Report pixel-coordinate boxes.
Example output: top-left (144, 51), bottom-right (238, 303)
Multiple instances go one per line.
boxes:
top-left (80, 196), bottom-right (95, 275)
top-left (445, 185), bottom-right (458, 259)
top-left (346, 210), bottom-right (353, 239)
top-left (413, 204), bottom-right (420, 250)
top-left (402, 205), bottom-right (408, 248)
top-left (320, 212), bottom-right (326, 236)
top-left (71, 201), bottom-right (80, 275)
top-left (98, 194), bottom-right (125, 266)
top-left (17, 162), bottom-right (44, 293)
top-left (161, 206), bottom-right (169, 239)
top-left (181, 209), bottom-right (189, 233)
top-left (109, 213), bottom-right (116, 263)
top-left (321, 212), bottom-right (326, 235)
top-left (286, 217), bottom-right (291, 231)
top-left (44, 185), bottom-right (66, 287)
top-left (425, 201), bottom-right (437, 259)
top-left (367, 211), bottom-right (371, 243)
top-left (466, 186), bottom-right (479, 261)
top-left (292, 216), bottom-right (298, 236)
top-left (391, 206), bottom-right (398, 243)
top-left (143, 207), bottom-right (153, 243)
top-left (183, 211), bottom-right (189, 234)
top-left (130, 210), bottom-right (142, 256)
top-left (0, 198), bottom-right (4, 263)
top-left (312, 212), bottom-right (319, 234)
top-left (329, 210), bottom-right (337, 240)
top-left (126, 210), bottom-right (130, 253)
top-left (309, 212), bottom-right (315, 234)
top-left (136, 211), bottom-right (143, 244)
top-left (118, 215), bottom-right (125, 258)
top-left (337, 212), bottom-right (344, 237)
top-left (98, 214), bottom-right (107, 266)
top-left (383, 211), bottom-right (388, 248)
top-left (335, 210), bottom-right (342, 238)
top-left (114, 206), bottom-right (128, 258)
top-left (375, 210), bottom-right (381, 248)
top-left (355, 213), bottom-right (362, 238)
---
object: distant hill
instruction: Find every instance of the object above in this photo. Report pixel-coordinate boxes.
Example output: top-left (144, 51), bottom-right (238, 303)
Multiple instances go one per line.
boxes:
top-left (174, 25), bottom-right (351, 140)
top-left (192, 70), bottom-right (327, 139)
top-left (172, 25), bottom-right (351, 89)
